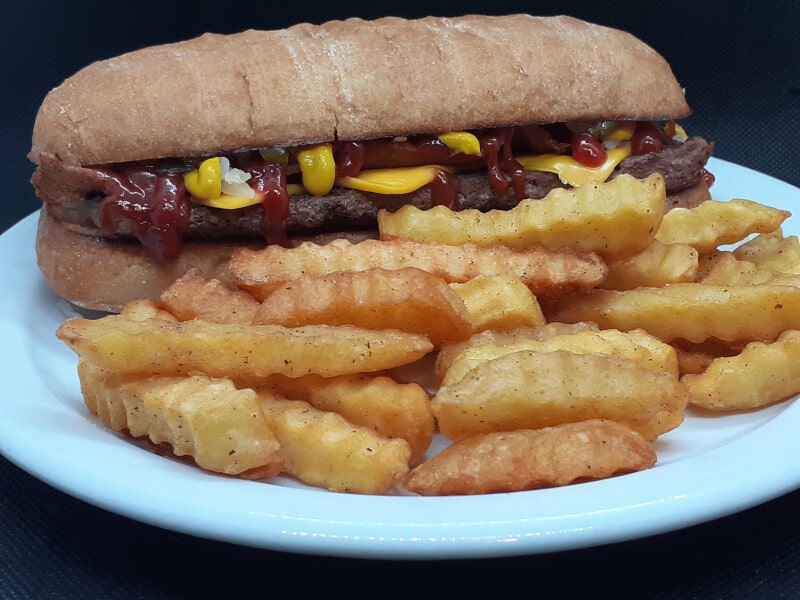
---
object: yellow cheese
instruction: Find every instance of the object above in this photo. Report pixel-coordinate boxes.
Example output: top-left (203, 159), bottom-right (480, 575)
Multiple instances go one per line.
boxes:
top-left (603, 122), bottom-right (636, 142)
top-left (336, 166), bottom-right (445, 194)
top-left (516, 145), bottom-right (632, 187)
top-left (297, 143), bottom-right (336, 196)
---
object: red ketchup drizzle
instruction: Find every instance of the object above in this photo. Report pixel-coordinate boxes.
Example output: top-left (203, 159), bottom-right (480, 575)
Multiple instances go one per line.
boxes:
top-left (429, 169), bottom-right (461, 209)
top-left (97, 167), bottom-right (190, 262)
top-left (571, 133), bottom-right (607, 167)
top-left (631, 122), bottom-right (664, 155)
top-left (702, 168), bottom-right (716, 189)
top-left (249, 164), bottom-right (290, 246)
top-left (334, 141), bottom-right (366, 178)
top-left (480, 129), bottom-right (526, 199)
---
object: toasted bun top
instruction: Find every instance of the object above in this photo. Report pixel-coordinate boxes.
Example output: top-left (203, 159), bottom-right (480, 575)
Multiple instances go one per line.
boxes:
top-left (30, 14), bottom-right (690, 167)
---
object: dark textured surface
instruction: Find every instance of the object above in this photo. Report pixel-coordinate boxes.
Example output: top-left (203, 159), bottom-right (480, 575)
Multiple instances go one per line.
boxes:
top-left (2, 1), bottom-right (799, 598)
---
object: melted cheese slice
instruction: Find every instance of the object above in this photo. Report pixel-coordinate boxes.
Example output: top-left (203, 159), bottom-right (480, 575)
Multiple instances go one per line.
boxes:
top-left (516, 146), bottom-right (632, 187)
top-left (336, 166), bottom-right (445, 194)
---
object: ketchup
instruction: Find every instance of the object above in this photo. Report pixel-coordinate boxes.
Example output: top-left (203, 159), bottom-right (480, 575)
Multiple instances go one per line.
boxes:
top-left (429, 170), bottom-right (461, 210)
top-left (334, 141), bottom-right (366, 178)
top-left (480, 128), bottom-right (526, 199)
top-left (249, 164), bottom-right (290, 246)
top-left (571, 133), bottom-right (607, 167)
top-left (701, 168), bottom-right (716, 189)
top-left (98, 167), bottom-right (190, 262)
top-left (631, 122), bottom-right (664, 155)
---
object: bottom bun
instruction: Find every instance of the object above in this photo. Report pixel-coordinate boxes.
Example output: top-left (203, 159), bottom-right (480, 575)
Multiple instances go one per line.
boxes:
top-left (35, 209), bottom-right (374, 313)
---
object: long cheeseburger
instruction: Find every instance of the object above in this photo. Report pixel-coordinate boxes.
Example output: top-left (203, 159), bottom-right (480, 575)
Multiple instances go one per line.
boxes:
top-left (30, 14), bottom-right (714, 312)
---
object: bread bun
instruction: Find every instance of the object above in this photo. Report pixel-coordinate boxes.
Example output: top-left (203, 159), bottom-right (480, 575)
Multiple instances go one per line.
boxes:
top-left (30, 14), bottom-right (689, 167)
top-left (35, 209), bottom-right (379, 312)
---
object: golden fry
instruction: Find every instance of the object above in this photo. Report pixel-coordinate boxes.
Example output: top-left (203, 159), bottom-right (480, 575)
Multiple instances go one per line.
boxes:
top-left (696, 252), bottom-right (800, 287)
top-left (432, 350), bottom-right (690, 441)
top-left (252, 267), bottom-right (472, 347)
top-left (440, 328), bottom-right (679, 386)
top-left (78, 361), bottom-right (283, 477)
top-left (378, 174), bottom-right (665, 258)
top-left (448, 275), bottom-right (546, 333)
top-left (434, 322), bottom-right (599, 381)
top-left (120, 299), bottom-right (178, 322)
top-left (548, 283), bottom-right (800, 343)
top-left (733, 229), bottom-right (800, 275)
top-left (159, 268), bottom-right (259, 323)
top-left (682, 329), bottom-right (800, 411)
top-left (242, 373), bottom-right (434, 465)
top-left (602, 241), bottom-right (698, 290)
top-left (259, 395), bottom-right (411, 494)
top-left (670, 338), bottom-right (741, 376)
top-left (655, 199), bottom-right (789, 253)
top-left (57, 316), bottom-right (433, 378)
top-left (231, 238), bottom-right (607, 302)
top-left (403, 419), bottom-right (656, 496)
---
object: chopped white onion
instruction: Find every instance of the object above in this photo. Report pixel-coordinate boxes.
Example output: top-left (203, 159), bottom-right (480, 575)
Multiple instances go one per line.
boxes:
top-left (221, 179), bottom-right (255, 198)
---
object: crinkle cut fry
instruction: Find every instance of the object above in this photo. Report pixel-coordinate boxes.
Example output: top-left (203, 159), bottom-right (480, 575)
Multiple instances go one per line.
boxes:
top-left (229, 238), bottom-right (607, 302)
top-left (57, 315), bottom-right (434, 378)
top-left (77, 360), bottom-right (283, 477)
top-left (403, 419), bottom-right (656, 496)
top-left (252, 267), bottom-right (473, 347)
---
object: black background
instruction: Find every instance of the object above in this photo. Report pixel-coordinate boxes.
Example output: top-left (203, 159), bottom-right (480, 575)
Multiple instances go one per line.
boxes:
top-left (2, 1), bottom-right (800, 598)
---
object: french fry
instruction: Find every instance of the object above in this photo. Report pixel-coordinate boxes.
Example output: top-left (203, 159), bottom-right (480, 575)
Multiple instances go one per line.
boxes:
top-left (78, 361), bottom-right (283, 477)
top-left (159, 269), bottom-right (260, 323)
top-left (602, 240), bottom-right (698, 290)
top-left (57, 316), bottom-right (434, 378)
top-left (448, 275), bottom-right (546, 333)
top-left (252, 267), bottom-right (472, 347)
top-left (696, 251), bottom-right (800, 287)
top-left (682, 329), bottom-right (800, 411)
top-left (432, 350), bottom-right (691, 441)
top-left (670, 338), bottom-right (741, 376)
top-left (440, 328), bottom-right (679, 386)
top-left (403, 419), bottom-right (656, 496)
top-left (547, 283), bottom-right (800, 343)
top-left (434, 321), bottom-right (600, 380)
top-left (230, 238), bottom-right (607, 302)
top-left (377, 174), bottom-right (665, 258)
top-left (259, 395), bottom-right (411, 494)
top-left (79, 359), bottom-right (133, 431)
top-left (655, 199), bottom-right (789, 253)
top-left (242, 373), bottom-right (434, 465)
top-left (120, 299), bottom-right (178, 322)
top-left (733, 229), bottom-right (800, 275)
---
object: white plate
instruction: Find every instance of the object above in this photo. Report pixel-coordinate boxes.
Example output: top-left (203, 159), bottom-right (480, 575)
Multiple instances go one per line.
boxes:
top-left (2, 157), bottom-right (799, 560)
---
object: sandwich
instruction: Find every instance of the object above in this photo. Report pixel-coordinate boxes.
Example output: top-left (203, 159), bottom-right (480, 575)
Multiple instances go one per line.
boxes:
top-left (29, 14), bottom-right (714, 312)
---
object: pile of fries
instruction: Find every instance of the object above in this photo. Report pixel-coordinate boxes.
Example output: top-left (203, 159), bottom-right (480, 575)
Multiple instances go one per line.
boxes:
top-left (56, 173), bottom-right (800, 495)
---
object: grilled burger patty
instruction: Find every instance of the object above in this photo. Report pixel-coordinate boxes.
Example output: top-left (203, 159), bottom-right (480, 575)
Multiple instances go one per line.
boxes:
top-left (38, 136), bottom-right (713, 241)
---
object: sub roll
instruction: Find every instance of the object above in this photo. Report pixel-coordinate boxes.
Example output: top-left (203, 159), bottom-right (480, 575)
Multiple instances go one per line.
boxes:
top-left (29, 14), bottom-right (714, 312)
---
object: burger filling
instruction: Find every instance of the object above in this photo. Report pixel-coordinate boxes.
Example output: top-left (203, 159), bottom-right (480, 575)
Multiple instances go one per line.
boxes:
top-left (32, 121), bottom-right (714, 262)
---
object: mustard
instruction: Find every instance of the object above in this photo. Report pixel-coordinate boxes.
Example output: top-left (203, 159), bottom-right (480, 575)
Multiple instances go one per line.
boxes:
top-left (297, 143), bottom-right (336, 196)
top-left (184, 157), bottom-right (223, 200)
top-left (438, 132), bottom-right (482, 156)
